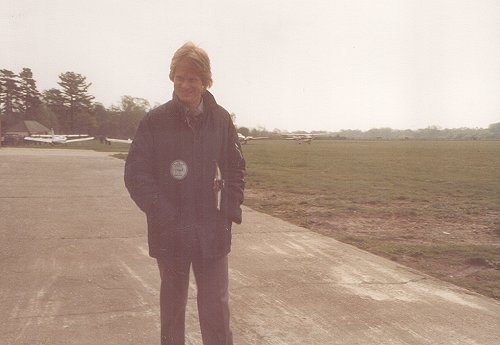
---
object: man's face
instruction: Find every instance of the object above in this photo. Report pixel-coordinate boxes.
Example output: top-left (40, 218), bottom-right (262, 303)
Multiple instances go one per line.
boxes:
top-left (173, 62), bottom-right (204, 109)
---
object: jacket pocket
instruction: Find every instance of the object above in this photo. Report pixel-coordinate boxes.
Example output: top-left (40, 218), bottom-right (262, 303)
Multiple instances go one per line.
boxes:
top-left (152, 192), bottom-right (177, 231)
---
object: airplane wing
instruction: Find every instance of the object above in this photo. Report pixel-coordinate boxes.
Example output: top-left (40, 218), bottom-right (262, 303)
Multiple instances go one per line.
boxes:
top-left (239, 134), bottom-right (269, 142)
top-left (65, 137), bottom-right (95, 143)
top-left (24, 136), bottom-right (54, 143)
top-left (65, 134), bottom-right (92, 138)
top-left (29, 134), bottom-right (54, 138)
top-left (106, 138), bottom-right (133, 144)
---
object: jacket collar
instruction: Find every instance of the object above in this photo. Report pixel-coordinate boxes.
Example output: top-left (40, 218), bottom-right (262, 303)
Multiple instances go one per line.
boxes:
top-left (172, 90), bottom-right (217, 112)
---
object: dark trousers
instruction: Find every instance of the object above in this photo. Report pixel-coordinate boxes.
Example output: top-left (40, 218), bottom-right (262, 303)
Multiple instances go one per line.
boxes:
top-left (157, 255), bottom-right (233, 345)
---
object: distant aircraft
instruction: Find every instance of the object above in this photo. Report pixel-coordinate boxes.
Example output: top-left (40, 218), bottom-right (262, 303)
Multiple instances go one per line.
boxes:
top-left (237, 133), bottom-right (268, 144)
top-left (282, 133), bottom-right (328, 143)
top-left (283, 133), bottom-right (328, 144)
top-left (105, 137), bottom-right (133, 144)
top-left (24, 130), bottom-right (94, 144)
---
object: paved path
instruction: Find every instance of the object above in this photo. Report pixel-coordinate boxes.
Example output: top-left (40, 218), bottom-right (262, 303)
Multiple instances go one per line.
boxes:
top-left (1, 148), bottom-right (499, 345)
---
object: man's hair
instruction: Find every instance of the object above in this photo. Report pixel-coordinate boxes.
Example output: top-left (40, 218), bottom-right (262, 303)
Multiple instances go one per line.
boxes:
top-left (169, 42), bottom-right (213, 88)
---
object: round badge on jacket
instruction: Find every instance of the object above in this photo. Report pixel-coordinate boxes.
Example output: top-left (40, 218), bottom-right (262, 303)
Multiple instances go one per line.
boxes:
top-left (170, 160), bottom-right (188, 180)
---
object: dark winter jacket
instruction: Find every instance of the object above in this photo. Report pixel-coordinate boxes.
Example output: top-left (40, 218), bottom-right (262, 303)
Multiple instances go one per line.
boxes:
top-left (124, 91), bottom-right (246, 258)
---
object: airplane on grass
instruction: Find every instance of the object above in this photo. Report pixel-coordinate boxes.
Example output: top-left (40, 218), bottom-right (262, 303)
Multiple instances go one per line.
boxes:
top-left (24, 130), bottom-right (94, 144)
top-left (282, 133), bottom-right (329, 143)
top-left (237, 133), bottom-right (268, 144)
top-left (105, 137), bottom-right (133, 144)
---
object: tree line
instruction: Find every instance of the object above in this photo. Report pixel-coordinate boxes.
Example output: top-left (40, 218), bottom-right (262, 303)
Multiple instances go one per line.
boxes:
top-left (238, 124), bottom-right (500, 141)
top-left (0, 68), bottom-right (148, 138)
top-left (1, 67), bottom-right (498, 141)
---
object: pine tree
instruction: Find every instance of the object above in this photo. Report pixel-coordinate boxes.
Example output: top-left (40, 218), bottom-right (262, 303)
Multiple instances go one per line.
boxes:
top-left (57, 72), bottom-right (95, 132)
top-left (18, 68), bottom-right (41, 119)
top-left (0, 69), bottom-right (23, 127)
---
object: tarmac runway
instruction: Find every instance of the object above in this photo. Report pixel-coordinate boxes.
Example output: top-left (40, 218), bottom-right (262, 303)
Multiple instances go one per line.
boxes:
top-left (0, 147), bottom-right (499, 345)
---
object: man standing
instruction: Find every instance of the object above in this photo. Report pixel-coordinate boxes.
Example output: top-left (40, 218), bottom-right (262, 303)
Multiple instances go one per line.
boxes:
top-left (124, 42), bottom-right (245, 345)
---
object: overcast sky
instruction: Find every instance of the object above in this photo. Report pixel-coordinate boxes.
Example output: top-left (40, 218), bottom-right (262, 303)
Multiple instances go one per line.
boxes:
top-left (2, 0), bottom-right (500, 131)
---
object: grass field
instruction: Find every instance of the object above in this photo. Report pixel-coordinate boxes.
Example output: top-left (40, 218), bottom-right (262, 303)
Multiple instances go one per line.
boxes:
top-left (241, 140), bottom-right (500, 299)
top-left (18, 139), bottom-right (500, 299)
